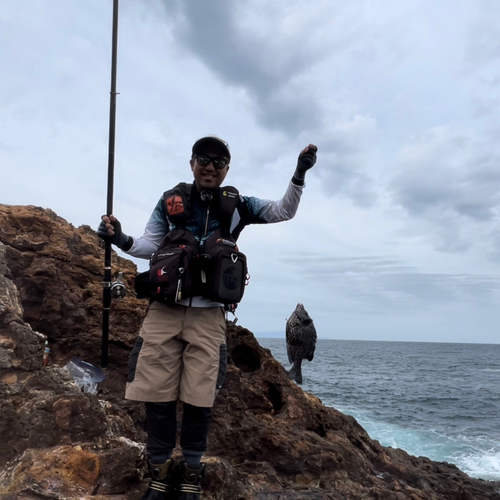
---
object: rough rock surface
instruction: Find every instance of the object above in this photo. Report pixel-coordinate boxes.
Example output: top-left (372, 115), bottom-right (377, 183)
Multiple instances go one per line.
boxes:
top-left (0, 203), bottom-right (499, 500)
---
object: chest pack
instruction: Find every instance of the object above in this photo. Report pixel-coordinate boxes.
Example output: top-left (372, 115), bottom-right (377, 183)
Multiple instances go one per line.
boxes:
top-left (135, 183), bottom-right (248, 305)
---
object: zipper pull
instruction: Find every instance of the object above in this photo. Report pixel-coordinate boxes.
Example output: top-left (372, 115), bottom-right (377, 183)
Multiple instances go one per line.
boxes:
top-left (204, 205), bottom-right (211, 236)
top-left (176, 279), bottom-right (182, 302)
top-left (201, 269), bottom-right (207, 284)
top-left (176, 267), bottom-right (184, 302)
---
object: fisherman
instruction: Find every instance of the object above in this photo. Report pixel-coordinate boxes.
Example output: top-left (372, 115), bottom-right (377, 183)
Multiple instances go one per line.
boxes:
top-left (98, 136), bottom-right (317, 499)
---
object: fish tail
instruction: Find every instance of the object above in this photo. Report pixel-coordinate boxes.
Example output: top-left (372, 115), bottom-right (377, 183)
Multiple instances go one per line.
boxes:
top-left (288, 362), bottom-right (303, 385)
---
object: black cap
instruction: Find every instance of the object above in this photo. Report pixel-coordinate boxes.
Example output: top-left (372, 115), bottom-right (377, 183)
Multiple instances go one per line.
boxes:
top-left (192, 135), bottom-right (231, 160)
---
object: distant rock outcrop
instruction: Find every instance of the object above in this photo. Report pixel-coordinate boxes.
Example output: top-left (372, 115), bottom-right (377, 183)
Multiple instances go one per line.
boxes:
top-left (0, 203), bottom-right (499, 499)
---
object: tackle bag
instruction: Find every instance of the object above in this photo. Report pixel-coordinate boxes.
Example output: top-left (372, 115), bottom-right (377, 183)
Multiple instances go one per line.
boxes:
top-left (135, 228), bottom-right (199, 302)
top-left (200, 229), bottom-right (247, 304)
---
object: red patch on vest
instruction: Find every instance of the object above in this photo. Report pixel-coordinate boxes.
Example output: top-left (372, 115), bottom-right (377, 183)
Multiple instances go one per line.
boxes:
top-left (167, 195), bottom-right (184, 216)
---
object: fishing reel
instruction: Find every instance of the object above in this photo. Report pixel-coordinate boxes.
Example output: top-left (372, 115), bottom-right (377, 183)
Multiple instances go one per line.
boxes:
top-left (110, 272), bottom-right (127, 299)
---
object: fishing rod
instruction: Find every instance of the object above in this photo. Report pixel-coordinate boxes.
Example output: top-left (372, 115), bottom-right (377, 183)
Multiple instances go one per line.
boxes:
top-left (102, 0), bottom-right (121, 368)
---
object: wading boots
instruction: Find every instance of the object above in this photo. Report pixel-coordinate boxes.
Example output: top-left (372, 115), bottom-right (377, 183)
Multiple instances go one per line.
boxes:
top-left (178, 462), bottom-right (205, 500)
top-left (140, 459), bottom-right (178, 500)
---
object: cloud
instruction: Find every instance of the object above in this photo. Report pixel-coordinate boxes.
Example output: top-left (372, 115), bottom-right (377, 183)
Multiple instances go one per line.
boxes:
top-left (389, 126), bottom-right (500, 253)
top-left (314, 114), bottom-right (379, 206)
top-left (280, 254), bottom-right (500, 315)
top-left (464, 4), bottom-right (500, 69)
top-left (157, 0), bottom-right (324, 135)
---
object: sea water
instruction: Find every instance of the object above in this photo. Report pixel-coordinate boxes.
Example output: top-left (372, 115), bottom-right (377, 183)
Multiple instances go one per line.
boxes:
top-left (258, 338), bottom-right (500, 481)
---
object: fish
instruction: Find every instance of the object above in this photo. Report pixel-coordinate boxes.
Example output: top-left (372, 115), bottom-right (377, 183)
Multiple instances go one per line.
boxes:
top-left (285, 303), bottom-right (317, 384)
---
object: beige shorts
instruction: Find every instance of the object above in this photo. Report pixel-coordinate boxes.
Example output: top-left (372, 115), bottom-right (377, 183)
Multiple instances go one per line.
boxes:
top-left (125, 301), bottom-right (227, 407)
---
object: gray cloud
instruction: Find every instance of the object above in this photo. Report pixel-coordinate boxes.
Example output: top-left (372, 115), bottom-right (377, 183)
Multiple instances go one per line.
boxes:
top-left (313, 114), bottom-right (379, 206)
top-left (393, 167), bottom-right (500, 221)
top-left (388, 127), bottom-right (500, 252)
top-left (281, 254), bottom-right (500, 314)
top-left (464, 10), bottom-right (500, 69)
top-left (316, 157), bottom-right (378, 207)
top-left (160, 0), bottom-right (323, 135)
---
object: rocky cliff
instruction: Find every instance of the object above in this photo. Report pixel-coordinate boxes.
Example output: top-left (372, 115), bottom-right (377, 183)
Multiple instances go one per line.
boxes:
top-left (0, 204), bottom-right (499, 500)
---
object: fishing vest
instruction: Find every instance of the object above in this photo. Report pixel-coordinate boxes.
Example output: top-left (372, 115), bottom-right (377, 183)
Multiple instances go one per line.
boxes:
top-left (135, 183), bottom-right (248, 305)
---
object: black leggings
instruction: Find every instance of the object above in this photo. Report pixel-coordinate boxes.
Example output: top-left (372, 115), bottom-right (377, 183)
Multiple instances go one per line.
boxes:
top-left (145, 401), bottom-right (213, 457)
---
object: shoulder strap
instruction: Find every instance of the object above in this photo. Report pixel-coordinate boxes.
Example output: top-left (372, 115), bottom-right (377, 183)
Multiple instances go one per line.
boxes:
top-left (163, 182), bottom-right (192, 224)
top-left (219, 186), bottom-right (239, 230)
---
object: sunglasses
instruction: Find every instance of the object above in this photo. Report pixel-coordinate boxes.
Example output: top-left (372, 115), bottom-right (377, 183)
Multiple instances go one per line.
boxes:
top-left (195, 154), bottom-right (229, 170)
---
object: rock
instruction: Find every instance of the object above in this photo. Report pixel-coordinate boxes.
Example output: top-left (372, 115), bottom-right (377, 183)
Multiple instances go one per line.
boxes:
top-left (0, 440), bottom-right (144, 498)
top-left (0, 205), bottom-right (143, 354)
top-left (1, 203), bottom-right (500, 499)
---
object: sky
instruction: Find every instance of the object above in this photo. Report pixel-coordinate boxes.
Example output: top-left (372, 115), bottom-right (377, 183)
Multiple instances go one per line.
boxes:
top-left (2, 0), bottom-right (500, 343)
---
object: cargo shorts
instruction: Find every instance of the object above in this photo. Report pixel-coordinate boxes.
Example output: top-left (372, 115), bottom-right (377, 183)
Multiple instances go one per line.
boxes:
top-left (125, 301), bottom-right (227, 408)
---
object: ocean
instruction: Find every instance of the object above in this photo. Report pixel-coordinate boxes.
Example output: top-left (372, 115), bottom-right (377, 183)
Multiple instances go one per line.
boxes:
top-left (258, 338), bottom-right (500, 481)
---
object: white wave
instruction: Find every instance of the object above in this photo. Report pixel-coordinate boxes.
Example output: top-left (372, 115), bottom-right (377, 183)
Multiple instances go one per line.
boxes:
top-left (335, 406), bottom-right (500, 481)
top-left (455, 449), bottom-right (500, 481)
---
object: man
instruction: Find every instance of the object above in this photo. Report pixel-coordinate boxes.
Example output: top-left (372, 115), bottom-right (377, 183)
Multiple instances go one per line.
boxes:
top-left (98, 136), bottom-right (317, 499)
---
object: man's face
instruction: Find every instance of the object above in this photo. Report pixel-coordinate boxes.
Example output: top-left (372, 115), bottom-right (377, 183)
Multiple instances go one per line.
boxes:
top-left (190, 150), bottom-right (230, 190)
